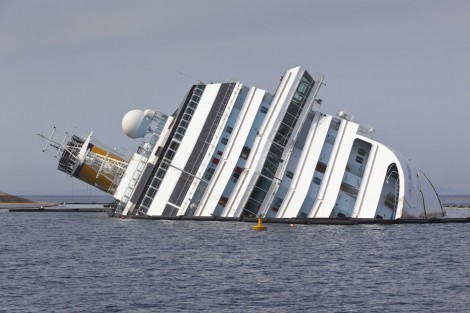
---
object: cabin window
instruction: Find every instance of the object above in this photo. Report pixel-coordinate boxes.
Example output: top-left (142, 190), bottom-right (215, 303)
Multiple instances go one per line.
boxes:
top-left (180, 120), bottom-right (189, 128)
top-left (218, 196), bottom-right (228, 207)
top-left (165, 150), bottom-right (175, 160)
top-left (226, 126), bottom-right (233, 133)
top-left (147, 187), bottom-right (157, 198)
top-left (231, 172), bottom-right (240, 183)
top-left (271, 197), bottom-right (283, 212)
top-left (221, 138), bottom-right (228, 145)
top-left (260, 106), bottom-right (269, 114)
top-left (174, 132), bottom-right (183, 141)
top-left (142, 197), bottom-right (151, 207)
top-left (189, 97), bottom-right (199, 105)
top-left (217, 150), bottom-right (223, 156)
top-left (169, 141), bottom-right (179, 151)
top-left (286, 171), bottom-right (294, 179)
top-left (358, 148), bottom-right (366, 156)
top-left (186, 107), bottom-right (194, 115)
top-left (152, 176), bottom-right (161, 187)
top-left (204, 168), bottom-right (215, 180)
top-left (315, 162), bottom-right (327, 173)
top-left (313, 177), bottom-right (321, 185)
top-left (240, 146), bottom-right (251, 160)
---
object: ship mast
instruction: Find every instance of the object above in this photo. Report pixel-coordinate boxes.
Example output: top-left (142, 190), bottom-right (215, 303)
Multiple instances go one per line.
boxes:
top-left (37, 128), bottom-right (129, 194)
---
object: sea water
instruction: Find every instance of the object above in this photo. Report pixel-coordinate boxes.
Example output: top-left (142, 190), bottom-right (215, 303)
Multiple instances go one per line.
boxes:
top-left (1, 195), bottom-right (469, 313)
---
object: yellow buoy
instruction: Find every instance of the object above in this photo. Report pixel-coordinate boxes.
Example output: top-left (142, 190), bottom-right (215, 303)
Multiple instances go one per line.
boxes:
top-left (252, 217), bottom-right (267, 231)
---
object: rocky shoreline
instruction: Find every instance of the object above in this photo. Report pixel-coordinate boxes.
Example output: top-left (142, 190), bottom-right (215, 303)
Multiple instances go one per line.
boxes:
top-left (0, 192), bottom-right (34, 203)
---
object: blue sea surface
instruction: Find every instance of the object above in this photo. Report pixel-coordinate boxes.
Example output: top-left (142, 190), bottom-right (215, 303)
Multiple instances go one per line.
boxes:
top-left (1, 196), bottom-right (469, 312)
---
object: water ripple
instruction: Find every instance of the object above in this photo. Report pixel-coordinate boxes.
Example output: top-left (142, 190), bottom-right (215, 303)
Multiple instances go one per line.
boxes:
top-left (1, 213), bottom-right (469, 312)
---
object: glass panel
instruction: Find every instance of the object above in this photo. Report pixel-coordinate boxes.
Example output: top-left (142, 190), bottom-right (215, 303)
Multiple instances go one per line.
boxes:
top-left (241, 71), bottom-right (315, 217)
top-left (244, 199), bottom-right (262, 217)
top-left (147, 187), bottom-right (157, 198)
top-left (250, 185), bottom-right (268, 201)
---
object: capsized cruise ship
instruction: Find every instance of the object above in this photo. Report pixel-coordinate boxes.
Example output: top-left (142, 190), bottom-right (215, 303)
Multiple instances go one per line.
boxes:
top-left (38, 66), bottom-right (445, 220)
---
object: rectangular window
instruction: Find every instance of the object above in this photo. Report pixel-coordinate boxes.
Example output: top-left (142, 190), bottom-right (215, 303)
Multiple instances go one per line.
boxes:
top-left (355, 156), bottom-right (364, 164)
top-left (156, 169), bottom-right (166, 179)
top-left (151, 177), bottom-right (161, 187)
top-left (260, 106), bottom-right (268, 114)
top-left (186, 107), bottom-right (194, 115)
top-left (231, 172), bottom-right (240, 183)
top-left (271, 197), bottom-right (283, 212)
top-left (221, 138), bottom-right (228, 145)
top-left (240, 146), bottom-right (251, 160)
top-left (165, 150), bottom-right (175, 160)
top-left (204, 167), bottom-right (215, 180)
top-left (286, 171), bottom-right (294, 179)
top-left (174, 132), bottom-right (183, 141)
top-left (244, 198), bottom-right (262, 216)
top-left (226, 126), bottom-right (233, 133)
top-left (313, 177), bottom-right (321, 185)
top-left (273, 197), bottom-right (283, 207)
top-left (315, 162), bottom-right (326, 173)
top-left (169, 141), bottom-right (179, 151)
top-left (147, 187), bottom-right (157, 198)
top-left (218, 196), bottom-right (228, 207)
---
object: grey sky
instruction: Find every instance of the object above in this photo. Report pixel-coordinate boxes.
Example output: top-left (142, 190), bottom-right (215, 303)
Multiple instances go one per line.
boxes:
top-left (1, 0), bottom-right (469, 195)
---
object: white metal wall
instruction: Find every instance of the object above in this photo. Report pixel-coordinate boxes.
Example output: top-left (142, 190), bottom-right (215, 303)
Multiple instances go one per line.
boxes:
top-left (146, 84), bottom-right (221, 216)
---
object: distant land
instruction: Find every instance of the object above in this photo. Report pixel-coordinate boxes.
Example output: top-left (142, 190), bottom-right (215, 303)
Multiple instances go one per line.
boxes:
top-left (0, 192), bottom-right (33, 203)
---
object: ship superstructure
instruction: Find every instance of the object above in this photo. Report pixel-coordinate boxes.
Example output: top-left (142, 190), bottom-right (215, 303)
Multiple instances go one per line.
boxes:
top-left (39, 66), bottom-right (445, 220)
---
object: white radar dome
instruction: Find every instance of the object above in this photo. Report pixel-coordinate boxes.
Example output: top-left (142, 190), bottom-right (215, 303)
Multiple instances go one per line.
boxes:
top-left (122, 109), bottom-right (155, 139)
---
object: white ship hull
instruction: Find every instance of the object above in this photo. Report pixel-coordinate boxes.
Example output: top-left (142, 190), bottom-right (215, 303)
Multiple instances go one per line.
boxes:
top-left (40, 66), bottom-right (445, 220)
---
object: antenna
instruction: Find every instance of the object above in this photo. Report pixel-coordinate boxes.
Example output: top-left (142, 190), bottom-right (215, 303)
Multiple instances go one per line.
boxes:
top-left (37, 126), bottom-right (60, 152)
top-left (57, 132), bottom-right (69, 157)
top-left (164, 65), bottom-right (205, 84)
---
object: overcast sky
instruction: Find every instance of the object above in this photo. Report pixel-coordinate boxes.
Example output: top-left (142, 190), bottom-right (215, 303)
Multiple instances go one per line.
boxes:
top-left (1, 0), bottom-right (469, 195)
